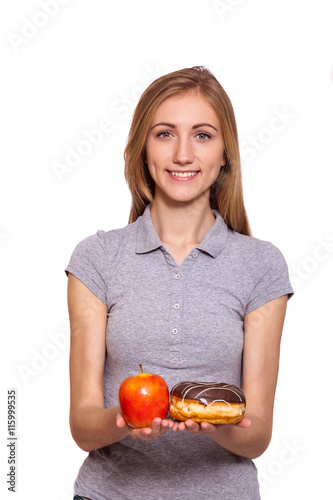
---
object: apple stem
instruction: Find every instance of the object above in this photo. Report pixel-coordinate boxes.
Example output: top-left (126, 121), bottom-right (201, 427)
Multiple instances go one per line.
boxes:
top-left (139, 364), bottom-right (143, 374)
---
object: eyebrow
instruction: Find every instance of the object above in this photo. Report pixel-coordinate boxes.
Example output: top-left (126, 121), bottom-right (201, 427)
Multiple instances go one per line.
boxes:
top-left (150, 122), bottom-right (218, 132)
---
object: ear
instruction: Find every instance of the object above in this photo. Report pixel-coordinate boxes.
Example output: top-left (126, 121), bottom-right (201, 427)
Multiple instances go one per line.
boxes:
top-left (221, 152), bottom-right (227, 167)
top-left (142, 151), bottom-right (147, 165)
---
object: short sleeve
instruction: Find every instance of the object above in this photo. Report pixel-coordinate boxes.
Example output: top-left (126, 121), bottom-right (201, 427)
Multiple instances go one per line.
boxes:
top-left (65, 231), bottom-right (108, 305)
top-left (245, 242), bottom-right (294, 315)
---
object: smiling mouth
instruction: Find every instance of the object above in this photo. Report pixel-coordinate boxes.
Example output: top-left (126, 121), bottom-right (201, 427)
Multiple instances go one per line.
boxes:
top-left (168, 171), bottom-right (199, 178)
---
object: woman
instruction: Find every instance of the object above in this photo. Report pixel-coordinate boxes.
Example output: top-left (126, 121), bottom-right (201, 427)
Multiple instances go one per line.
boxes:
top-left (66, 66), bottom-right (293, 500)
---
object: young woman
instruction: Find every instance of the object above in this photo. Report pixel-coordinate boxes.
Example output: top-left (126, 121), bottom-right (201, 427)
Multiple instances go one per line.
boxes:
top-left (66, 66), bottom-right (293, 500)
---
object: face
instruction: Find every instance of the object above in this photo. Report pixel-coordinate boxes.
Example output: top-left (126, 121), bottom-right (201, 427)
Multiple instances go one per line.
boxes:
top-left (145, 92), bottom-right (226, 208)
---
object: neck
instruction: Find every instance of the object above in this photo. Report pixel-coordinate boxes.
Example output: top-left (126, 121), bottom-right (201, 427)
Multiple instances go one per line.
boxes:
top-left (150, 197), bottom-right (215, 249)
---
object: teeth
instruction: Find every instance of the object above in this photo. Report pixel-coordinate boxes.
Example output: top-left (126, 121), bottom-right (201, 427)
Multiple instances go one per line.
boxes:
top-left (170, 171), bottom-right (198, 178)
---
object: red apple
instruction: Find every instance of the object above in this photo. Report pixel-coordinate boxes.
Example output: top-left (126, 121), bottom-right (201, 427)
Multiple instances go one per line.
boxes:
top-left (118, 364), bottom-right (169, 428)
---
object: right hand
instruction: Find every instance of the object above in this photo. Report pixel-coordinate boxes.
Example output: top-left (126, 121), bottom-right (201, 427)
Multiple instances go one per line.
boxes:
top-left (116, 411), bottom-right (174, 442)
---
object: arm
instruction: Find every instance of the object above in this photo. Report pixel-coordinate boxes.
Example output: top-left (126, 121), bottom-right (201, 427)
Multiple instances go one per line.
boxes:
top-left (68, 273), bottom-right (126, 451)
top-left (68, 274), bottom-right (173, 452)
top-left (172, 295), bottom-right (288, 459)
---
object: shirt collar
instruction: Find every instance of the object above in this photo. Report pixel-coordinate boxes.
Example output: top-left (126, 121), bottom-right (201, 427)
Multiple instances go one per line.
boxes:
top-left (197, 209), bottom-right (229, 258)
top-left (135, 204), bottom-right (229, 258)
top-left (135, 204), bottom-right (163, 254)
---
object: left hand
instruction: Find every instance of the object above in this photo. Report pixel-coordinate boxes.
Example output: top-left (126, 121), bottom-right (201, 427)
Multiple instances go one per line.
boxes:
top-left (171, 416), bottom-right (252, 436)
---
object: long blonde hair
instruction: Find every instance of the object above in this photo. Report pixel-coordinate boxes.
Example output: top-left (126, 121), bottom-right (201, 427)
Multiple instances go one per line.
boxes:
top-left (124, 66), bottom-right (251, 236)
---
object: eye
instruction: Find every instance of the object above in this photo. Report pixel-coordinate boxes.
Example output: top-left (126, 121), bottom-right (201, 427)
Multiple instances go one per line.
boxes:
top-left (156, 131), bottom-right (173, 139)
top-left (196, 132), bottom-right (211, 140)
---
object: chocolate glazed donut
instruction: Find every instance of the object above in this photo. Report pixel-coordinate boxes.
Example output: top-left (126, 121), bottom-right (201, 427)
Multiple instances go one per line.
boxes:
top-left (169, 381), bottom-right (246, 424)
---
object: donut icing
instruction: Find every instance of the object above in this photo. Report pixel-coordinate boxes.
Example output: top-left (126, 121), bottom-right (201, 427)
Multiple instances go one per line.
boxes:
top-left (170, 381), bottom-right (246, 406)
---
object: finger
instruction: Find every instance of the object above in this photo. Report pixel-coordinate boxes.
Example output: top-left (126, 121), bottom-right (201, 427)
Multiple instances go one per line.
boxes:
top-left (150, 418), bottom-right (173, 437)
top-left (200, 421), bottom-right (216, 433)
top-left (129, 426), bottom-right (153, 440)
top-left (170, 420), bottom-right (181, 432)
top-left (149, 418), bottom-right (163, 435)
top-left (170, 420), bottom-right (185, 432)
top-left (184, 420), bottom-right (202, 435)
top-left (116, 412), bottom-right (127, 428)
top-left (132, 418), bottom-right (166, 441)
top-left (161, 419), bottom-right (174, 430)
top-left (175, 421), bottom-right (187, 431)
top-left (151, 417), bottom-right (162, 428)
top-left (236, 417), bottom-right (252, 428)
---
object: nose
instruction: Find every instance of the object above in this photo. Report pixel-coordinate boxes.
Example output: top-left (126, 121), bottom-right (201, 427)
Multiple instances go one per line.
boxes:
top-left (172, 137), bottom-right (194, 165)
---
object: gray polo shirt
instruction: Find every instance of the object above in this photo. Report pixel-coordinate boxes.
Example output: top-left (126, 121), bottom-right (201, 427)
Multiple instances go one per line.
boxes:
top-left (66, 204), bottom-right (293, 500)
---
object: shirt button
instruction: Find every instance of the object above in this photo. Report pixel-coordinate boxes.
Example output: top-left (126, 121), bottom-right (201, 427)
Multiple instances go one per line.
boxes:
top-left (175, 273), bottom-right (181, 280)
top-left (192, 251), bottom-right (198, 258)
top-left (172, 328), bottom-right (178, 335)
top-left (174, 303), bottom-right (180, 310)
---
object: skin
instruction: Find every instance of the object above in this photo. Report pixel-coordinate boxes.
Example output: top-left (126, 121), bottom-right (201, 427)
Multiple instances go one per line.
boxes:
top-left (145, 91), bottom-right (226, 265)
top-left (68, 91), bottom-right (289, 458)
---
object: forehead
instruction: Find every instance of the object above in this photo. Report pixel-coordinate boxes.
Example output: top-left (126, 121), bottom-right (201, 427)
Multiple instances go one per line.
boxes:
top-left (152, 92), bottom-right (219, 126)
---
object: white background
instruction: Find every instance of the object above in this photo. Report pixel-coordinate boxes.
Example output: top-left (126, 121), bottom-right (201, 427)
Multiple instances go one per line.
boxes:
top-left (1, 0), bottom-right (333, 498)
